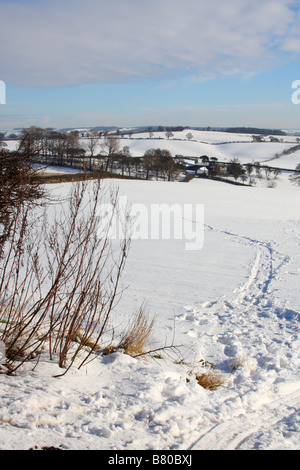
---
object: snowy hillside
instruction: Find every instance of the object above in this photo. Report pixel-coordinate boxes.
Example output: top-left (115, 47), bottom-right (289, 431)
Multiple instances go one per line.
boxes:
top-left (0, 173), bottom-right (300, 450)
top-left (3, 129), bottom-right (300, 171)
top-left (83, 129), bottom-right (300, 170)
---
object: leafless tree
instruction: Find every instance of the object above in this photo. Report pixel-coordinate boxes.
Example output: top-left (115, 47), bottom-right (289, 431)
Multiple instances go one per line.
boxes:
top-left (143, 149), bottom-right (156, 180)
top-left (142, 148), bottom-right (181, 181)
top-left (86, 130), bottom-right (100, 171)
top-left (100, 135), bottom-right (120, 171)
top-left (165, 130), bottom-right (173, 140)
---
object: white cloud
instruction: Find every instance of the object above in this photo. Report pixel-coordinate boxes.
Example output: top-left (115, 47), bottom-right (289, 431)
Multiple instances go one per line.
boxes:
top-left (282, 38), bottom-right (300, 53)
top-left (0, 0), bottom-right (298, 87)
top-left (280, 6), bottom-right (300, 54)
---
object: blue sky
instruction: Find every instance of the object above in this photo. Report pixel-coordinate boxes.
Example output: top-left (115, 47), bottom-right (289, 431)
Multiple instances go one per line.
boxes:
top-left (1, 0), bottom-right (300, 130)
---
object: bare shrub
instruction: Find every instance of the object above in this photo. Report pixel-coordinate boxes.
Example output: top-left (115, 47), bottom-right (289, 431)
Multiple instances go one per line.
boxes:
top-left (0, 136), bottom-right (45, 253)
top-left (289, 164), bottom-right (300, 186)
top-left (0, 178), bottom-right (131, 374)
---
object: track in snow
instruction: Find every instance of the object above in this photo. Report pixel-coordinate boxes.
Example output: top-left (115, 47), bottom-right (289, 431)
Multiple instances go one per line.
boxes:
top-left (188, 384), bottom-right (300, 450)
top-left (203, 224), bottom-right (291, 315)
top-left (183, 223), bottom-right (300, 450)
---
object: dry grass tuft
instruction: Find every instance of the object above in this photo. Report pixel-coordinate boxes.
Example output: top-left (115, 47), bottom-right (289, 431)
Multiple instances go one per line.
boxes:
top-left (120, 307), bottom-right (155, 357)
top-left (195, 370), bottom-right (226, 391)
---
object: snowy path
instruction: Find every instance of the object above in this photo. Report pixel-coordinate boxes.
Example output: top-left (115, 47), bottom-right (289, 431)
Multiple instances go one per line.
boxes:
top-left (202, 222), bottom-right (296, 325)
top-left (179, 221), bottom-right (300, 450)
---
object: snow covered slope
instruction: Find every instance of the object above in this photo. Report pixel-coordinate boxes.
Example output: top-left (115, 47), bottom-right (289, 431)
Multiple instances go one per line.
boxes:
top-left (4, 129), bottom-right (300, 170)
top-left (0, 175), bottom-right (299, 451)
top-left (86, 130), bottom-right (300, 169)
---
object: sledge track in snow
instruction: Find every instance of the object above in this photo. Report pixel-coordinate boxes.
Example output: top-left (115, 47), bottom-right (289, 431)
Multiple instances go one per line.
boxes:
top-left (188, 384), bottom-right (300, 449)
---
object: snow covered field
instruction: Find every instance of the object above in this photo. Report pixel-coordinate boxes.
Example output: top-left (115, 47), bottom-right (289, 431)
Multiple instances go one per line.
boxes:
top-left (0, 165), bottom-right (300, 451)
top-left (3, 128), bottom-right (300, 171)
top-left (97, 130), bottom-right (300, 169)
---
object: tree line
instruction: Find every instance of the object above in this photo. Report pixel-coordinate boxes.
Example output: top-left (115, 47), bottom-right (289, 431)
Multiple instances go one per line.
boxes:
top-left (1, 126), bottom-right (184, 182)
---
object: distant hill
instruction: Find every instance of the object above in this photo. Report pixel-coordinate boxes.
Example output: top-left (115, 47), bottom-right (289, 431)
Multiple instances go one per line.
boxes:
top-left (2, 125), bottom-right (296, 138)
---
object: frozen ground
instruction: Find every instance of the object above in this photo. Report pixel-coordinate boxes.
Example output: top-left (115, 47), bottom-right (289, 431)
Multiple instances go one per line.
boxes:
top-left (0, 168), bottom-right (300, 451)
